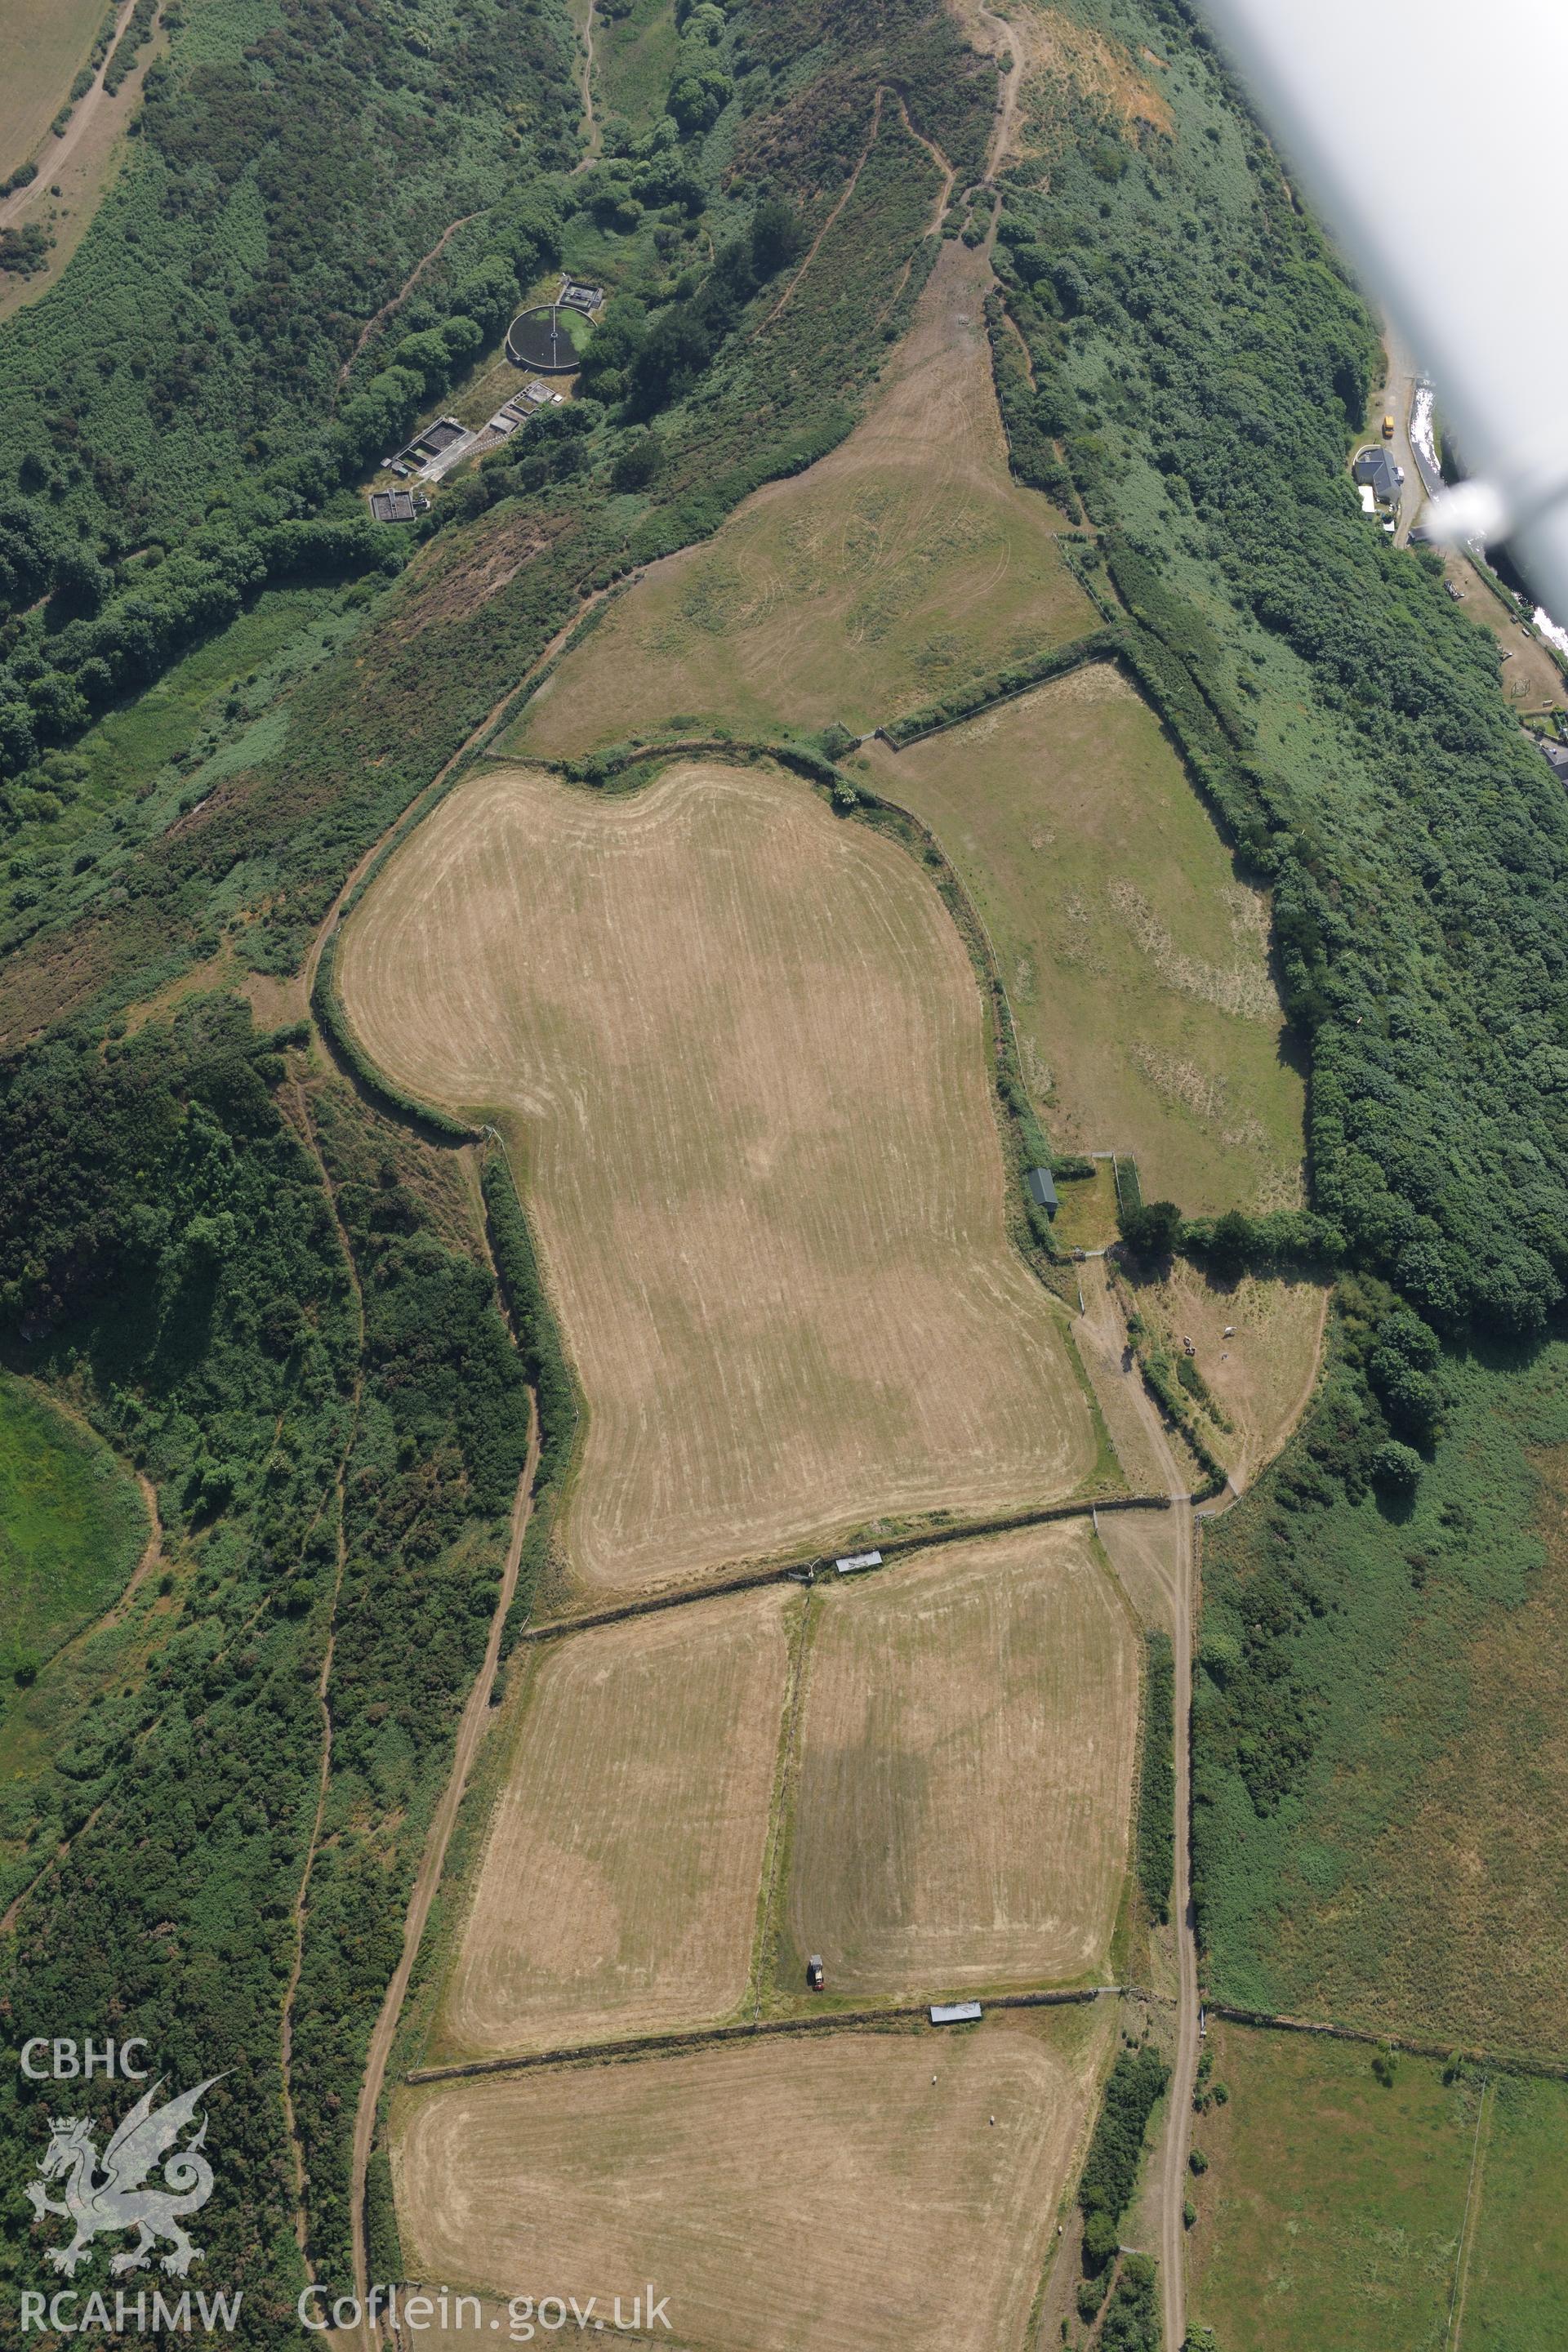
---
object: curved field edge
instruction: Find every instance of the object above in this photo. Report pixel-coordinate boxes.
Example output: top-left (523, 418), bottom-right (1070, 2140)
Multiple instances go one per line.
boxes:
top-left (332, 747), bottom-right (1134, 1599)
top-left (341, 762), bottom-right (1104, 1589)
top-left (0, 0), bottom-right (109, 171)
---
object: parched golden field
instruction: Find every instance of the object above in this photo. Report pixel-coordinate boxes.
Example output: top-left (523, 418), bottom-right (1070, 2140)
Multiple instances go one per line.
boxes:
top-left (503, 242), bottom-right (1094, 755)
top-left (784, 1527), bottom-right (1137, 1995)
top-left (394, 2012), bottom-right (1109, 2352)
top-left (339, 759), bottom-right (1095, 1599)
top-left (863, 663), bottom-right (1307, 1214)
top-left (0, 0), bottom-right (105, 179)
top-left (0, 2), bottom-right (165, 332)
top-left (434, 1588), bottom-right (791, 2059)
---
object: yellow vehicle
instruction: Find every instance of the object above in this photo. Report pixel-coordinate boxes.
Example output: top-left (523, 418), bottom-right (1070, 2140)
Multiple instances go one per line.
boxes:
top-left (1381, 412), bottom-right (1395, 438)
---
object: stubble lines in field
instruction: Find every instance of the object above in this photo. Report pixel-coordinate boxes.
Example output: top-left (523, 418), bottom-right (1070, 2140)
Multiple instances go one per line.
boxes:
top-left (786, 1526), bottom-right (1137, 1994)
top-left (340, 760), bottom-right (1094, 1599)
top-left (394, 2017), bottom-right (1107, 2352)
top-left (439, 1588), bottom-right (791, 2057)
top-left (508, 241), bottom-right (1093, 751)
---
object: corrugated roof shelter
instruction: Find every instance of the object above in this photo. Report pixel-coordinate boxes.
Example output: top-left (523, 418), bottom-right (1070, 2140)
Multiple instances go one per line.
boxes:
top-left (835, 1550), bottom-right (882, 1575)
top-left (930, 2001), bottom-right (982, 2025)
top-left (1026, 1167), bottom-right (1058, 1215)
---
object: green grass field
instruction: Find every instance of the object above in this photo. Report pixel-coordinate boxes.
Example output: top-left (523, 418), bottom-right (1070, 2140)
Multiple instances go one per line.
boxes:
top-left (505, 240), bottom-right (1093, 755)
top-left (866, 662), bottom-right (1305, 1214)
top-left (596, 0), bottom-right (681, 136)
top-left (1463, 2073), bottom-right (1568, 2350)
top-left (0, 1373), bottom-right (148, 1683)
top-left (1190, 2025), bottom-right (1568, 2352)
top-left (1187, 2025), bottom-right (1476, 2352)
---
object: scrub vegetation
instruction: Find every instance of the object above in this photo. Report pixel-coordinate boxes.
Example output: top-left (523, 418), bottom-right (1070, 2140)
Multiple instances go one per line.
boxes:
top-left (1190, 2043), bottom-right (1568, 2352)
top-left (0, 1001), bottom-right (531, 2319)
top-left (4, 0), bottom-right (1568, 2341)
top-left (947, 0), bottom-right (1568, 2188)
top-left (989, 1), bottom-right (1568, 1340)
top-left (0, 3), bottom-right (1008, 2335)
top-left (1195, 1342), bottom-right (1568, 2061)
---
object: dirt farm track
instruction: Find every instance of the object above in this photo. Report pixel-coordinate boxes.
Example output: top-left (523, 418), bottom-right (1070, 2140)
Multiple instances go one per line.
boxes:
top-left (338, 758), bottom-right (1096, 1600)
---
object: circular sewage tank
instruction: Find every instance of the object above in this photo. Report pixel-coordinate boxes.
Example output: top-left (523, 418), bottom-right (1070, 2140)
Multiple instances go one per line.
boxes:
top-left (506, 304), bottom-right (588, 374)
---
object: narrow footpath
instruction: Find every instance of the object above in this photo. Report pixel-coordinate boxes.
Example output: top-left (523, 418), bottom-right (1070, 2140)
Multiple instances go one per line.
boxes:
top-left (347, 1417), bottom-right (539, 2346)
top-left (278, 1068), bottom-right (368, 2270)
top-left (571, 0), bottom-right (601, 174)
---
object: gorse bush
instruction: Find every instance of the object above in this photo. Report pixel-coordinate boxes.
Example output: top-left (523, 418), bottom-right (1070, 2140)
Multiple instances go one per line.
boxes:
top-left (1080, 2045), bottom-right (1170, 2233)
top-left (988, 5), bottom-right (1568, 1341)
top-left (1137, 1632), bottom-right (1175, 1924)
top-left (1100, 2253), bottom-right (1161, 2352)
top-left (0, 0), bottom-right (577, 795)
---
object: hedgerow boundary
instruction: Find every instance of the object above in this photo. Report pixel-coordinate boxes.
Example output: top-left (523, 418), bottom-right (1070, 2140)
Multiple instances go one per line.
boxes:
top-left (509, 730), bottom-right (1082, 1280)
top-left (876, 623), bottom-right (1120, 746)
top-left (1207, 2006), bottom-right (1568, 2093)
top-left (478, 1135), bottom-right (584, 1653)
top-left (310, 921), bottom-right (482, 1147)
top-left (403, 1980), bottom-right (1148, 2088)
top-left (313, 727), bottom-right (1185, 1621)
top-left (512, 1490), bottom-right (1176, 1646)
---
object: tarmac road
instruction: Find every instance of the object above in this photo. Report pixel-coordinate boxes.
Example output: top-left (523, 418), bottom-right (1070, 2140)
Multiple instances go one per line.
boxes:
top-left (1368, 322), bottom-right (1425, 547)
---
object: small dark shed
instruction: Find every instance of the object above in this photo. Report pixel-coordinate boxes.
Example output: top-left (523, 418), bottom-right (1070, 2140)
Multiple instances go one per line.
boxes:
top-left (1027, 1167), bottom-right (1058, 1217)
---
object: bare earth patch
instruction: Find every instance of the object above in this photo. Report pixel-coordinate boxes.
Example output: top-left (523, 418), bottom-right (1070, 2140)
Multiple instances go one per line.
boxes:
top-left (959, 0), bottom-right (1174, 174)
top-left (393, 2014), bottom-right (1107, 2352)
top-left (434, 1588), bottom-right (791, 2059)
top-left (785, 1525), bottom-right (1138, 1995)
top-left (339, 759), bottom-right (1094, 1600)
top-left (506, 240), bottom-right (1094, 752)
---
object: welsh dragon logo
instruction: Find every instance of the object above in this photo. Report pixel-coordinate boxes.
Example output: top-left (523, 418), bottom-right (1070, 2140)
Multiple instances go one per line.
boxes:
top-left (26, 2076), bottom-right (222, 2278)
